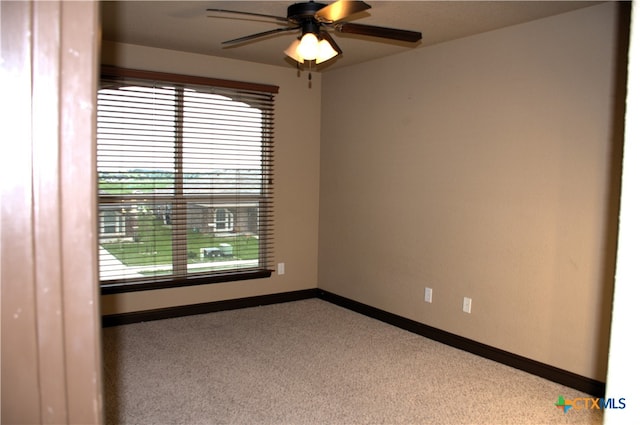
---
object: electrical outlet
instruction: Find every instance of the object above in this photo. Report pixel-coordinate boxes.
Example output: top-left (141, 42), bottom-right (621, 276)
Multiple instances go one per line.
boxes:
top-left (277, 263), bottom-right (285, 275)
top-left (424, 287), bottom-right (432, 303)
top-left (463, 297), bottom-right (472, 314)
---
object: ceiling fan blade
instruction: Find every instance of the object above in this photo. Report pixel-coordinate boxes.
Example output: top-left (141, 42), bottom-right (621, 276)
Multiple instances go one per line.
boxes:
top-left (206, 8), bottom-right (289, 24)
top-left (222, 26), bottom-right (300, 46)
top-left (335, 22), bottom-right (422, 43)
top-left (315, 0), bottom-right (371, 23)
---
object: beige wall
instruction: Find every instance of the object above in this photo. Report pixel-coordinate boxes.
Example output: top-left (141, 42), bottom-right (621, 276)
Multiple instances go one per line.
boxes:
top-left (318, 2), bottom-right (624, 381)
top-left (100, 42), bottom-right (321, 314)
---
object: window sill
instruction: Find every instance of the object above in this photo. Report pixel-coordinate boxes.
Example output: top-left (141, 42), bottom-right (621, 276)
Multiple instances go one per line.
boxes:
top-left (100, 269), bottom-right (273, 295)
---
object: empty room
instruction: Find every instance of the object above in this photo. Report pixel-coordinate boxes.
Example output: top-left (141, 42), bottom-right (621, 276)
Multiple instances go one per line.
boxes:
top-left (2, 1), bottom-right (639, 424)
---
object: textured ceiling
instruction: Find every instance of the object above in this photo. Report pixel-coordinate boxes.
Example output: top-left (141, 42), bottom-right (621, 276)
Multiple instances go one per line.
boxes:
top-left (101, 1), bottom-right (601, 71)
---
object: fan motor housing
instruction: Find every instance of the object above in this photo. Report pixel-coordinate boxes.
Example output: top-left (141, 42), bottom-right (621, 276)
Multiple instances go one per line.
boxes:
top-left (287, 2), bottom-right (327, 21)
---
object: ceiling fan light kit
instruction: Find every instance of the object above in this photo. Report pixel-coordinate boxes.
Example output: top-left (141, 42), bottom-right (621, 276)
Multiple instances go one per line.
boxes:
top-left (207, 0), bottom-right (422, 68)
top-left (285, 34), bottom-right (339, 64)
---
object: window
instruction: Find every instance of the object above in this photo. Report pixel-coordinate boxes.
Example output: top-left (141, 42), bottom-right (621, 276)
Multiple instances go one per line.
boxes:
top-left (99, 209), bottom-right (126, 237)
top-left (212, 208), bottom-right (234, 233)
top-left (98, 67), bottom-right (277, 293)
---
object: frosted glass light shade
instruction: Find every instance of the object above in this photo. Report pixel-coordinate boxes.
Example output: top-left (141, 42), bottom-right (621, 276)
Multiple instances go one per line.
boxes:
top-left (284, 39), bottom-right (304, 63)
top-left (298, 33), bottom-right (319, 60)
top-left (315, 39), bottom-right (338, 64)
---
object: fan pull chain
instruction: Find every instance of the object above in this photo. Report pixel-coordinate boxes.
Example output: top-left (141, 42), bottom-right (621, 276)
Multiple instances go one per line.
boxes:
top-left (294, 62), bottom-right (313, 89)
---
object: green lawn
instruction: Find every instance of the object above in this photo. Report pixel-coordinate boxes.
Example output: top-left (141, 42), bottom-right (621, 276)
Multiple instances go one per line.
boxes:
top-left (101, 215), bottom-right (258, 267)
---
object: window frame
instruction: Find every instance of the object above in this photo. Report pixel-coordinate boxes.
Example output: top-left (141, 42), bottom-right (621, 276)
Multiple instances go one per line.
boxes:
top-left (98, 66), bottom-right (278, 295)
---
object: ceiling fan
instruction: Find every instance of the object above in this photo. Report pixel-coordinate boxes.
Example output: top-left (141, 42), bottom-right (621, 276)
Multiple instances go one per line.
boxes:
top-left (206, 0), bottom-right (422, 66)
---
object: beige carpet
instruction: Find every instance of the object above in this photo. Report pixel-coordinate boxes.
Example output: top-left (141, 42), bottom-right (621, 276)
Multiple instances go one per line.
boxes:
top-left (102, 299), bottom-right (602, 424)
